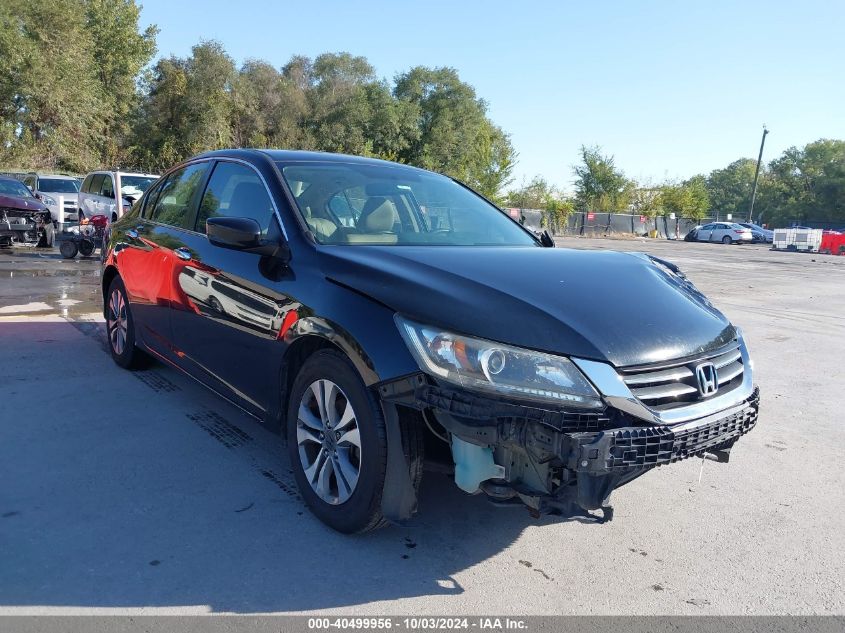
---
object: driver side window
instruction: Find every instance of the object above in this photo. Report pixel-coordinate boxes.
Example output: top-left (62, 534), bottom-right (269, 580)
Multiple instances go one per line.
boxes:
top-left (197, 162), bottom-right (275, 234)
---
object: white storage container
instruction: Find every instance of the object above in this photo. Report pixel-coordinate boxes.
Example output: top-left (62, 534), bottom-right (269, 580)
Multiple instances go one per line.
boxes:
top-left (792, 228), bottom-right (823, 252)
top-left (772, 229), bottom-right (793, 250)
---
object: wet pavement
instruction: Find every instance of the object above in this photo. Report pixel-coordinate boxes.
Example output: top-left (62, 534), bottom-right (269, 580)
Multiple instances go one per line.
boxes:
top-left (0, 246), bottom-right (103, 320)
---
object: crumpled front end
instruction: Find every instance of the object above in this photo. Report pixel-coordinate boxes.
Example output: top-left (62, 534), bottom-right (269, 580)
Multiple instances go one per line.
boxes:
top-left (0, 207), bottom-right (51, 246)
top-left (379, 336), bottom-right (759, 521)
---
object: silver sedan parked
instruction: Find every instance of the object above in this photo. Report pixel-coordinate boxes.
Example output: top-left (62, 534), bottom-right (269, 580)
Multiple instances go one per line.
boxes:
top-left (695, 222), bottom-right (753, 244)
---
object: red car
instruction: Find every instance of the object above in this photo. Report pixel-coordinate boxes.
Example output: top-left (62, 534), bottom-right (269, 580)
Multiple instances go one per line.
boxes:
top-left (0, 176), bottom-right (54, 247)
top-left (820, 231), bottom-right (845, 256)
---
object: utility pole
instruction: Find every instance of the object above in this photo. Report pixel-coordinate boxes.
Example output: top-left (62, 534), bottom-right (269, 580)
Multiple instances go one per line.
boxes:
top-left (748, 125), bottom-right (769, 223)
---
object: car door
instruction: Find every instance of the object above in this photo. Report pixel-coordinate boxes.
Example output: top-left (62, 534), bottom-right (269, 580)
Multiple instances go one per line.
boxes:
top-left (81, 174), bottom-right (104, 219)
top-left (116, 161), bottom-right (211, 358)
top-left (169, 159), bottom-right (292, 416)
top-left (697, 223), bottom-right (713, 241)
top-left (99, 174), bottom-right (118, 221)
top-left (711, 223), bottom-right (728, 241)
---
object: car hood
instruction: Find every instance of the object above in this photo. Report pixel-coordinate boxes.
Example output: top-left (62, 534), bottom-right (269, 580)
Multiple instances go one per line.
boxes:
top-left (319, 245), bottom-right (736, 367)
top-left (0, 194), bottom-right (48, 212)
top-left (42, 192), bottom-right (78, 204)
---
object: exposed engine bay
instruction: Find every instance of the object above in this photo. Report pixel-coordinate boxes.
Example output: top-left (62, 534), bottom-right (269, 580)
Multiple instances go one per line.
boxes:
top-left (0, 207), bottom-right (51, 247)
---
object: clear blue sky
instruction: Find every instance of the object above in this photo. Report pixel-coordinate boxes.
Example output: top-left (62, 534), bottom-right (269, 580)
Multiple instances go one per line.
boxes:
top-left (139, 0), bottom-right (844, 192)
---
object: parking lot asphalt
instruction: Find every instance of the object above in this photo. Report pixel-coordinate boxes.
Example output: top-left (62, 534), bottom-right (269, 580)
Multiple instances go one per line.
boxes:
top-left (0, 240), bottom-right (843, 615)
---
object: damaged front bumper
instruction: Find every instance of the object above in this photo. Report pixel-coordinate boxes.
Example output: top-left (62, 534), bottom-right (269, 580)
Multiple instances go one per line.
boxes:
top-left (379, 372), bottom-right (759, 521)
top-left (0, 208), bottom-right (51, 246)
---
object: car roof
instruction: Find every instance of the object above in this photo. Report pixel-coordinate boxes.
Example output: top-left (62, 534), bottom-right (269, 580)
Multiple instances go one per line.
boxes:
top-left (36, 174), bottom-right (77, 179)
top-left (85, 170), bottom-right (159, 177)
top-left (194, 148), bottom-right (433, 174)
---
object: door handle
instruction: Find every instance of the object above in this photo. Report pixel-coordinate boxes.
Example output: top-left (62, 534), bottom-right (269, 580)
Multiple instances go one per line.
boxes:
top-left (175, 247), bottom-right (192, 261)
top-left (126, 229), bottom-right (138, 239)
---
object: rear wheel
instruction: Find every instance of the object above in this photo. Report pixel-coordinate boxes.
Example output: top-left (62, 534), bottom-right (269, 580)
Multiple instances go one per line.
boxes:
top-left (106, 277), bottom-right (149, 369)
top-left (287, 349), bottom-right (397, 533)
top-left (78, 238), bottom-right (95, 257)
top-left (722, 235), bottom-right (732, 244)
top-left (59, 240), bottom-right (78, 259)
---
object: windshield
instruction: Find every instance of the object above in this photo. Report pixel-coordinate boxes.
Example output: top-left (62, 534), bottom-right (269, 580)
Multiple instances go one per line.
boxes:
top-left (0, 179), bottom-right (34, 198)
top-left (120, 175), bottom-right (158, 195)
top-left (40, 178), bottom-right (79, 193)
top-left (279, 162), bottom-right (537, 247)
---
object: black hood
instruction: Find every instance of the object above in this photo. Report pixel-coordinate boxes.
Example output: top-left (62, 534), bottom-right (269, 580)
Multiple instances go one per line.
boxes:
top-left (319, 245), bottom-right (735, 367)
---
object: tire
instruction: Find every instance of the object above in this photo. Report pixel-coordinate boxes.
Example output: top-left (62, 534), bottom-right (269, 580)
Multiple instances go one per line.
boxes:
top-left (59, 240), bottom-right (78, 259)
top-left (286, 349), bottom-right (394, 533)
top-left (722, 236), bottom-right (732, 244)
top-left (37, 222), bottom-right (54, 248)
top-left (105, 276), bottom-right (149, 369)
top-left (78, 238), bottom-right (96, 257)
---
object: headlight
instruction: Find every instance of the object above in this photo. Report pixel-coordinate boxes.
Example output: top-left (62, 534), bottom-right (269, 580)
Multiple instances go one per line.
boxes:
top-left (40, 194), bottom-right (57, 206)
top-left (396, 316), bottom-right (602, 408)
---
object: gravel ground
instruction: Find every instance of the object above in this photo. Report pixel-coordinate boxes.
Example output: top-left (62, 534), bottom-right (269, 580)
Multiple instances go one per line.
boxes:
top-left (0, 239), bottom-right (842, 615)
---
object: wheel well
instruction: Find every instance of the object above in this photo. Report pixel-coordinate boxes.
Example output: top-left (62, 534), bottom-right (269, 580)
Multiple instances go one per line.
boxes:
top-left (277, 335), bottom-right (345, 431)
top-left (102, 266), bottom-right (118, 315)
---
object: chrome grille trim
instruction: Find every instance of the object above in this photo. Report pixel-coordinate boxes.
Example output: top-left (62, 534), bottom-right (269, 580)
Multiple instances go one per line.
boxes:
top-left (717, 361), bottom-right (743, 384)
top-left (622, 366), bottom-right (694, 386)
top-left (712, 349), bottom-right (741, 368)
top-left (618, 341), bottom-right (745, 411)
top-left (631, 383), bottom-right (698, 401)
top-left (571, 334), bottom-right (755, 426)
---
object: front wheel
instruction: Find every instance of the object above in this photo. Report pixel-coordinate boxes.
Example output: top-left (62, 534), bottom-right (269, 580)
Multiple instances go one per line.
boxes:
top-left (106, 277), bottom-right (149, 369)
top-left (286, 349), bottom-right (392, 533)
top-left (37, 222), bottom-right (54, 248)
top-left (722, 236), bottom-right (732, 244)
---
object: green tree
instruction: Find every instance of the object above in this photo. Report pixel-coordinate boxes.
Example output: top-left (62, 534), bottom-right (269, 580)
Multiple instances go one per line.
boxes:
top-left (0, 0), bottom-right (108, 171)
top-left (393, 66), bottom-right (515, 198)
top-left (760, 139), bottom-right (845, 226)
top-left (506, 176), bottom-right (557, 209)
top-left (662, 176), bottom-right (710, 222)
top-left (705, 158), bottom-right (757, 222)
top-left (506, 176), bottom-right (571, 231)
top-left (83, 0), bottom-right (157, 166)
top-left (630, 185), bottom-right (664, 225)
top-left (572, 145), bottom-right (632, 213)
top-left (130, 41), bottom-right (236, 170)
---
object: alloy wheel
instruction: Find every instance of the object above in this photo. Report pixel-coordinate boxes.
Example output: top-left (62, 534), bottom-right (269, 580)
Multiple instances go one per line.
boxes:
top-left (107, 288), bottom-right (128, 355)
top-left (296, 379), bottom-right (362, 505)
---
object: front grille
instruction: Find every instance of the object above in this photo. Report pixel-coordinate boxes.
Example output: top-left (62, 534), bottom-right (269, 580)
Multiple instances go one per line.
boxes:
top-left (604, 395), bottom-right (758, 470)
top-left (619, 342), bottom-right (745, 411)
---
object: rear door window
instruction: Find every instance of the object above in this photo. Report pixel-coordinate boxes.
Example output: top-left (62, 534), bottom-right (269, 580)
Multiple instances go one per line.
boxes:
top-left (89, 174), bottom-right (105, 197)
top-left (148, 162), bottom-right (210, 229)
top-left (196, 161), bottom-right (275, 233)
top-left (100, 175), bottom-right (114, 198)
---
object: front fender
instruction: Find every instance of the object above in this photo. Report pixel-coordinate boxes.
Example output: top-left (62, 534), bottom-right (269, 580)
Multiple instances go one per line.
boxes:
top-left (284, 281), bottom-right (419, 385)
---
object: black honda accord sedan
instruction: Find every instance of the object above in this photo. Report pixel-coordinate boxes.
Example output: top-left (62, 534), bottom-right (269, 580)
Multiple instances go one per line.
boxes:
top-left (102, 149), bottom-right (758, 532)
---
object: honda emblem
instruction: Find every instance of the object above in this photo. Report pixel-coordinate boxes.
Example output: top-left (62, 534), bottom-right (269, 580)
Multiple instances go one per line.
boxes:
top-left (695, 362), bottom-right (719, 397)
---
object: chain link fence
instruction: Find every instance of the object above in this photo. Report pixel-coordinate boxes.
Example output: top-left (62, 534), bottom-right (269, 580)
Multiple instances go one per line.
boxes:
top-left (506, 208), bottom-right (715, 239)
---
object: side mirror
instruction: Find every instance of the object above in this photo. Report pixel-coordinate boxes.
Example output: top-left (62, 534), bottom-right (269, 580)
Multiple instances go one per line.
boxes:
top-left (206, 216), bottom-right (290, 262)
